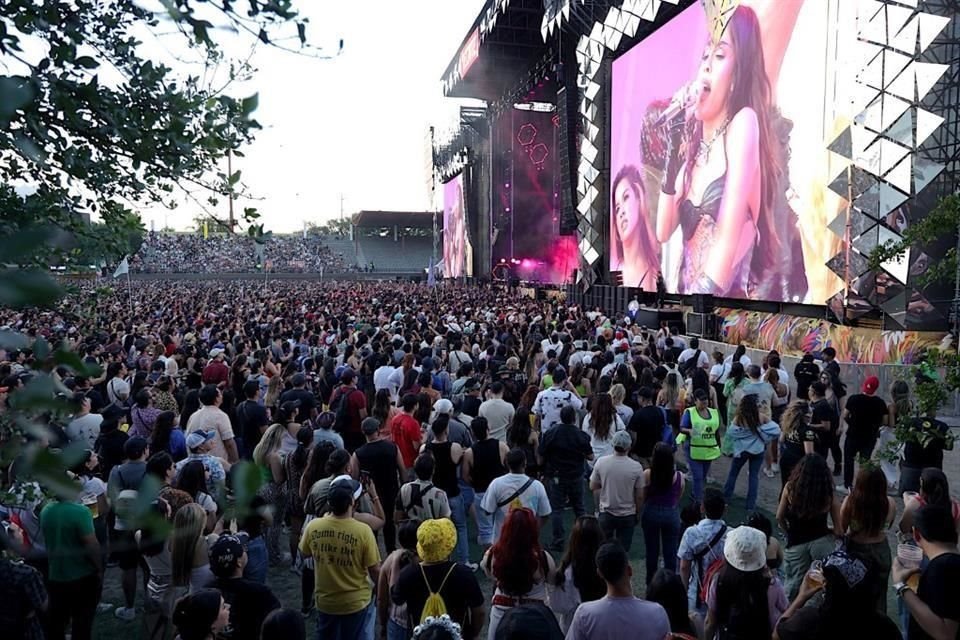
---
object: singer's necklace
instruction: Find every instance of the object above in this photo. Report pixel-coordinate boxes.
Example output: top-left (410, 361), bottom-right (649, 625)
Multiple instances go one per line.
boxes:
top-left (696, 118), bottom-right (730, 165)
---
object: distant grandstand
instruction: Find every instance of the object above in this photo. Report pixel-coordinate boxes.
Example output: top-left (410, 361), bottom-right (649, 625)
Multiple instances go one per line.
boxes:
top-left (351, 210), bottom-right (436, 273)
top-left (130, 211), bottom-right (437, 277)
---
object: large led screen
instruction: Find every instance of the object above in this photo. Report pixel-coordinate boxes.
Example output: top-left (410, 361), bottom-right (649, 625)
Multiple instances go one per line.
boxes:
top-left (611, 0), bottom-right (859, 303)
top-left (443, 175), bottom-right (472, 278)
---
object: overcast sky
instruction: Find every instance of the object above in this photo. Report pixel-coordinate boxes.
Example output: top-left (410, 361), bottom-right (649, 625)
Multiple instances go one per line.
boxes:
top-left (140, 0), bottom-right (486, 233)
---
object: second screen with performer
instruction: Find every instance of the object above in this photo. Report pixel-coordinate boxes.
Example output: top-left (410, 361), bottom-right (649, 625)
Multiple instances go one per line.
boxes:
top-left (610, 0), bottom-right (865, 303)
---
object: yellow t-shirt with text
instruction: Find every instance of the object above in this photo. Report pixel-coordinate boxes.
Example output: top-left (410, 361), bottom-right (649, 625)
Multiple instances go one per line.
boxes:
top-left (299, 514), bottom-right (380, 615)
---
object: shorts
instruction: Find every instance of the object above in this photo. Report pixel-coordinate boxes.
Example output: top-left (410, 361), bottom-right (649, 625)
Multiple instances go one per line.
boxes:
top-left (113, 529), bottom-right (141, 570)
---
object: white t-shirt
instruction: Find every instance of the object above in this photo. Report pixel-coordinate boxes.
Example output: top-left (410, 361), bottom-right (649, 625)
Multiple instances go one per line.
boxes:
top-left (532, 387), bottom-right (583, 432)
top-left (581, 414), bottom-right (626, 462)
top-left (719, 355), bottom-right (751, 383)
top-left (478, 398), bottom-right (515, 442)
top-left (709, 363), bottom-right (725, 383)
top-left (481, 473), bottom-right (552, 543)
top-left (678, 348), bottom-right (710, 369)
top-left (106, 377), bottom-right (130, 405)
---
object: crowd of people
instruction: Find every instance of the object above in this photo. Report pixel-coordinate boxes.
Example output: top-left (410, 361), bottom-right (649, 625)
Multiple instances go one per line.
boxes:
top-left (132, 232), bottom-right (354, 274)
top-left (0, 279), bottom-right (957, 640)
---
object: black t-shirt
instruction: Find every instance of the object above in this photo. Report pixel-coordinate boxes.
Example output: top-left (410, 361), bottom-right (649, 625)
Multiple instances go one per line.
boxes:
top-left (903, 418), bottom-right (951, 469)
top-left (539, 423), bottom-right (592, 479)
top-left (782, 421), bottom-right (817, 460)
top-left (776, 605), bottom-right (900, 640)
top-left (909, 552), bottom-right (960, 640)
top-left (844, 393), bottom-right (888, 440)
top-left (209, 576), bottom-right (281, 640)
top-left (811, 398), bottom-right (837, 434)
top-left (279, 387), bottom-right (317, 422)
top-left (627, 405), bottom-right (665, 458)
top-left (235, 400), bottom-right (270, 454)
top-left (461, 395), bottom-right (482, 418)
top-left (793, 361), bottom-right (820, 400)
top-left (392, 561), bottom-right (485, 629)
top-left (355, 439), bottom-right (400, 498)
top-left (95, 428), bottom-right (129, 479)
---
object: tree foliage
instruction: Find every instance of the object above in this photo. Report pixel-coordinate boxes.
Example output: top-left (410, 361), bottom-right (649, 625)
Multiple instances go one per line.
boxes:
top-left (0, 0), bottom-right (311, 513)
top-left (869, 194), bottom-right (960, 289)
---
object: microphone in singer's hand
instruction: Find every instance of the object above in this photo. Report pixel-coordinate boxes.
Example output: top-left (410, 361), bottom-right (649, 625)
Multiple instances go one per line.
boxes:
top-left (654, 85), bottom-right (697, 127)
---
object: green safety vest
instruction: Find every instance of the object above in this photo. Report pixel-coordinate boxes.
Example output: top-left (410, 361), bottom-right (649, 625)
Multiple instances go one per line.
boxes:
top-left (688, 407), bottom-right (721, 461)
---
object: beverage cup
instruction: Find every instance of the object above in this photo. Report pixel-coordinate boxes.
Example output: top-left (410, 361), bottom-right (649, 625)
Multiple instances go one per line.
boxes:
top-left (898, 543), bottom-right (923, 570)
top-left (805, 560), bottom-right (825, 589)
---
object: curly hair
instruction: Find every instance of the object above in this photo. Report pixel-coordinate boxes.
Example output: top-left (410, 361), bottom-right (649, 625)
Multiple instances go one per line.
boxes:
top-left (491, 507), bottom-right (544, 596)
top-left (786, 454), bottom-right (834, 520)
top-left (780, 400), bottom-right (809, 439)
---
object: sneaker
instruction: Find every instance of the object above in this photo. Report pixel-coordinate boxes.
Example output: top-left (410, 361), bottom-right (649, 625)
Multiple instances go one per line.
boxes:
top-left (762, 467), bottom-right (775, 478)
top-left (96, 603), bottom-right (114, 614)
top-left (771, 463), bottom-right (780, 474)
top-left (281, 551), bottom-right (293, 565)
top-left (463, 562), bottom-right (479, 572)
top-left (835, 485), bottom-right (849, 495)
top-left (114, 606), bottom-right (136, 622)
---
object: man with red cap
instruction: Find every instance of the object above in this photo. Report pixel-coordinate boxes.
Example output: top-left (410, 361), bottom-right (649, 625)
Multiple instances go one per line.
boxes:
top-left (839, 375), bottom-right (887, 492)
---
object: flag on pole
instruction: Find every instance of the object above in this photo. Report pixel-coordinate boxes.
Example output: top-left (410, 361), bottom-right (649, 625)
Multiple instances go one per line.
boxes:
top-left (427, 256), bottom-right (436, 287)
top-left (113, 256), bottom-right (129, 279)
top-left (203, 220), bottom-right (209, 239)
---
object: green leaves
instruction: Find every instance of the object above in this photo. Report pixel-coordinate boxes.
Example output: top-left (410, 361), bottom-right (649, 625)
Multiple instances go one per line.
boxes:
top-left (73, 56), bottom-right (98, 69)
top-left (0, 269), bottom-right (63, 308)
top-left (241, 93), bottom-right (259, 117)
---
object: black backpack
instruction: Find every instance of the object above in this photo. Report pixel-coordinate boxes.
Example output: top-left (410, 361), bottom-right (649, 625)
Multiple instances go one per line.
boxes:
top-left (329, 386), bottom-right (353, 433)
top-left (680, 350), bottom-right (702, 377)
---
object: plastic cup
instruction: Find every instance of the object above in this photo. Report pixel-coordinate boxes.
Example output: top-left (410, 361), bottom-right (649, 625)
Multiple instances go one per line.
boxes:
top-left (805, 560), bottom-right (825, 589)
top-left (898, 543), bottom-right (923, 570)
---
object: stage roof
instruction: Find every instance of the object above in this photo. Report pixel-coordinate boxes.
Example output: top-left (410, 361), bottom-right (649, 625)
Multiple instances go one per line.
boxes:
top-left (352, 211), bottom-right (435, 229)
top-left (442, 0), bottom-right (550, 101)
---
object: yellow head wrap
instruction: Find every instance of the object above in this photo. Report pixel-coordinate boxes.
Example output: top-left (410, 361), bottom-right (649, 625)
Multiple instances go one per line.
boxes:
top-left (416, 518), bottom-right (458, 563)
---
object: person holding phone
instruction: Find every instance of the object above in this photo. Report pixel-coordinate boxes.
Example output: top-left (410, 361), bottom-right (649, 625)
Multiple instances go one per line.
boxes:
top-left (350, 417), bottom-right (405, 553)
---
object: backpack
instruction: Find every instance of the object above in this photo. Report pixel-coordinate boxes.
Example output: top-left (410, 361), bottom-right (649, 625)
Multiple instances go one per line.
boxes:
top-left (404, 482), bottom-right (438, 520)
top-left (680, 350), bottom-right (702, 377)
top-left (694, 524), bottom-right (727, 608)
top-left (329, 386), bottom-right (354, 433)
top-left (420, 563), bottom-right (456, 623)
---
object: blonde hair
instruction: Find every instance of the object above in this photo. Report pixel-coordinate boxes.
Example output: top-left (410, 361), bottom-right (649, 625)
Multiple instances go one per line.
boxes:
top-left (610, 383), bottom-right (627, 406)
top-left (171, 503), bottom-right (206, 587)
top-left (253, 423), bottom-right (286, 466)
top-left (780, 400), bottom-right (809, 439)
top-left (264, 375), bottom-right (282, 407)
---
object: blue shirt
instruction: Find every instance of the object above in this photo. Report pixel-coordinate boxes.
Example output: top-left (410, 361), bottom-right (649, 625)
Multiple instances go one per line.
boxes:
top-left (677, 518), bottom-right (728, 610)
top-left (726, 420), bottom-right (781, 457)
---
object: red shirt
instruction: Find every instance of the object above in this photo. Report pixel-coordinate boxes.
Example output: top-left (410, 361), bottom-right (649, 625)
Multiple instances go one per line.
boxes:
top-left (331, 385), bottom-right (366, 434)
top-left (392, 413), bottom-right (422, 468)
top-left (202, 360), bottom-right (229, 386)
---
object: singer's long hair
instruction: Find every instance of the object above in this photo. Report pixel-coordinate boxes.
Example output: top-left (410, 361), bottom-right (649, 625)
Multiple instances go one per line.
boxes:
top-left (610, 164), bottom-right (659, 280)
top-left (681, 5), bottom-right (780, 277)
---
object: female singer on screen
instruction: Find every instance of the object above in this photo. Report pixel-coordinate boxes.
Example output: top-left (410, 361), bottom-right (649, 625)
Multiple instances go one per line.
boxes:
top-left (655, 5), bottom-right (778, 297)
top-left (610, 165), bottom-right (660, 289)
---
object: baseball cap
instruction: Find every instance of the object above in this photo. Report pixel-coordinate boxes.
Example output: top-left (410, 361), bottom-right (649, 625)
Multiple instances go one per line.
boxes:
top-left (433, 399), bottom-right (454, 416)
top-left (723, 526), bottom-right (767, 572)
top-left (209, 533), bottom-right (248, 577)
top-left (330, 474), bottom-right (362, 501)
top-left (186, 430), bottom-right (216, 450)
top-left (340, 368), bottom-right (356, 383)
top-left (862, 376), bottom-right (879, 394)
top-left (612, 431), bottom-right (632, 452)
top-left (361, 417), bottom-right (381, 435)
top-left (209, 348), bottom-right (224, 359)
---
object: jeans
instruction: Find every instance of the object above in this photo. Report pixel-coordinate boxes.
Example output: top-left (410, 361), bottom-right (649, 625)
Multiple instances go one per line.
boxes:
top-left (843, 435), bottom-right (877, 488)
top-left (688, 459), bottom-right (712, 505)
top-left (244, 535), bottom-right (268, 584)
top-left (723, 451), bottom-right (765, 512)
top-left (783, 534), bottom-right (836, 601)
top-left (640, 504), bottom-right (681, 585)
top-left (475, 491), bottom-right (494, 546)
top-left (599, 512), bottom-right (637, 552)
top-left (316, 599), bottom-right (375, 640)
top-left (47, 574), bottom-right (100, 640)
top-left (548, 475), bottom-right (585, 547)
top-left (387, 618), bottom-right (411, 640)
top-left (448, 494), bottom-right (470, 564)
